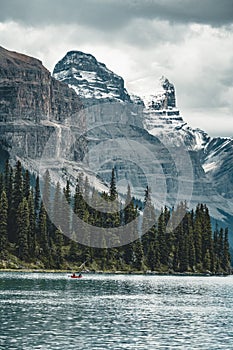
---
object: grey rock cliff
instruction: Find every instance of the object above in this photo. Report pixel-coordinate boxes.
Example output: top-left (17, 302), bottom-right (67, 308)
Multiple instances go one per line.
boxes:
top-left (53, 51), bottom-right (233, 231)
top-left (0, 46), bottom-right (85, 161)
top-left (0, 46), bottom-right (80, 123)
top-left (0, 47), bottom-right (232, 238)
top-left (53, 51), bottom-right (131, 105)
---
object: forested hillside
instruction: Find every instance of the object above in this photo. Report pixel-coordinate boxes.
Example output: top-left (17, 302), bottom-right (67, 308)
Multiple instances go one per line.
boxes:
top-left (0, 160), bottom-right (231, 274)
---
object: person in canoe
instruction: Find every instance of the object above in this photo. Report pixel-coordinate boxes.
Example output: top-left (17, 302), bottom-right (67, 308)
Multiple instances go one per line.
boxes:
top-left (70, 272), bottom-right (82, 278)
top-left (70, 260), bottom-right (87, 278)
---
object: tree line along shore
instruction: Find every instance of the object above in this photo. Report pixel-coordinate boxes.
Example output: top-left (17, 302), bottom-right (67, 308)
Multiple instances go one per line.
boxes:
top-left (0, 160), bottom-right (231, 274)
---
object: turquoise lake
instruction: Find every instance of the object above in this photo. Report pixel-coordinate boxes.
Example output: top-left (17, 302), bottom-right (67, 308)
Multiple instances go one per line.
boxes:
top-left (1, 272), bottom-right (233, 349)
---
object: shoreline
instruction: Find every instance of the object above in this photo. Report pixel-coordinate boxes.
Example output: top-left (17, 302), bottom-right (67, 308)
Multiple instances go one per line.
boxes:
top-left (0, 268), bottom-right (230, 276)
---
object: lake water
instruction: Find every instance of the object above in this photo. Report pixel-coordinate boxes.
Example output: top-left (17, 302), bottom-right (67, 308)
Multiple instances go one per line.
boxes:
top-left (1, 273), bottom-right (233, 350)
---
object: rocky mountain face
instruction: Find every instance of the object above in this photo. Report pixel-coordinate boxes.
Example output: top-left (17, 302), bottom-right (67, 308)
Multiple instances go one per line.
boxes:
top-left (143, 76), bottom-right (176, 111)
top-left (53, 51), bottom-right (131, 105)
top-left (141, 76), bottom-right (233, 234)
top-left (0, 46), bottom-right (87, 163)
top-left (53, 50), bottom-right (233, 232)
top-left (0, 46), bottom-right (80, 123)
top-left (201, 137), bottom-right (233, 200)
top-left (0, 46), bottom-right (233, 240)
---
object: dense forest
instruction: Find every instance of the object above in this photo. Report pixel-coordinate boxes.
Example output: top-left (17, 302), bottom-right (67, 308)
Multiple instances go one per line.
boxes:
top-left (0, 160), bottom-right (231, 274)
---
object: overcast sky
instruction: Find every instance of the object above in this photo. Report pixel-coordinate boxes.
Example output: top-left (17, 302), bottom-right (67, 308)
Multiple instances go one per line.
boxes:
top-left (0, 0), bottom-right (232, 137)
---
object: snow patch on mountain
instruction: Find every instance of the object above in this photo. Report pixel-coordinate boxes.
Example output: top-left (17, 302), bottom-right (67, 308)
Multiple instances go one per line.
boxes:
top-left (53, 51), bottom-right (131, 104)
top-left (203, 161), bottom-right (218, 173)
top-left (52, 52), bottom-right (233, 228)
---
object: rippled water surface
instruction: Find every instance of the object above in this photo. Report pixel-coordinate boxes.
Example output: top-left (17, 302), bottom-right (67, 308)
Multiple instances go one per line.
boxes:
top-left (1, 273), bottom-right (233, 349)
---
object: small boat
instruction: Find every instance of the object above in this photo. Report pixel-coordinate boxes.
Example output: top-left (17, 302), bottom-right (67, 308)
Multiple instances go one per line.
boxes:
top-left (69, 261), bottom-right (87, 279)
top-left (70, 274), bottom-right (82, 279)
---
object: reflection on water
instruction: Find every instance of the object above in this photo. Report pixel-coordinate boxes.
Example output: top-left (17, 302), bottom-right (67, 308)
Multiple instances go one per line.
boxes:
top-left (1, 273), bottom-right (233, 349)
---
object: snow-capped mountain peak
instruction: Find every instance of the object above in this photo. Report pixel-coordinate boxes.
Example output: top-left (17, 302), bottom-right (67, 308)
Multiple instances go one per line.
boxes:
top-left (0, 45), bottom-right (233, 237)
top-left (52, 50), bottom-right (233, 229)
top-left (53, 50), bottom-right (131, 104)
top-left (142, 76), bottom-right (184, 136)
top-left (143, 76), bottom-right (176, 110)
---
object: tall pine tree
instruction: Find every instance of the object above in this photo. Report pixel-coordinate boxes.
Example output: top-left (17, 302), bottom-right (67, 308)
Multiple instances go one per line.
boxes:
top-left (17, 198), bottom-right (29, 260)
top-left (0, 191), bottom-right (8, 259)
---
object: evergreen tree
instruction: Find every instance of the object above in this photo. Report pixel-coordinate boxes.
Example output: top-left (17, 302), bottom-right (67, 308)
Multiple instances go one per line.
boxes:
top-left (157, 209), bottom-right (168, 266)
top-left (4, 160), bottom-right (13, 207)
top-left (223, 228), bottom-right (231, 273)
top-left (0, 159), bottom-right (231, 274)
top-left (54, 228), bottom-right (64, 268)
top-left (88, 189), bottom-right (106, 264)
top-left (172, 225), bottom-right (180, 271)
top-left (202, 205), bottom-right (214, 272)
top-left (213, 223), bottom-right (220, 272)
top-left (183, 211), bottom-right (195, 271)
top-left (28, 191), bottom-right (36, 258)
top-left (42, 170), bottom-right (53, 250)
top-left (172, 205), bottom-right (190, 272)
top-left (53, 182), bottom-right (62, 230)
top-left (84, 176), bottom-right (90, 203)
top-left (164, 206), bottom-right (174, 268)
top-left (23, 170), bottom-right (30, 199)
top-left (4, 160), bottom-right (10, 194)
top-left (73, 177), bottom-right (86, 220)
top-left (9, 160), bottom-right (23, 242)
top-left (38, 202), bottom-right (50, 265)
top-left (99, 237), bottom-right (108, 271)
top-left (0, 173), bottom-right (4, 196)
top-left (63, 180), bottom-right (71, 204)
top-left (110, 168), bottom-right (117, 201)
top-left (13, 160), bottom-right (23, 208)
top-left (123, 185), bottom-right (138, 265)
top-left (17, 198), bottom-right (29, 260)
top-left (63, 180), bottom-right (72, 239)
top-left (79, 210), bottom-right (91, 262)
top-left (68, 232), bottom-right (80, 263)
top-left (0, 191), bottom-right (8, 259)
top-left (203, 249), bottom-right (211, 271)
top-left (34, 175), bottom-right (40, 216)
top-left (7, 167), bottom-right (13, 212)
top-left (193, 205), bottom-right (203, 268)
top-left (179, 232), bottom-right (189, 272)
top-left (105, 171), bottom-right (121, 264)
top-left (218, 228), bottom-right (224, 272)
top-left (42, 170), bottom-right (51, 217)
top-left (141, 186), bottom-right (156, 258)
top-left (132, 238), bottom-right (144, 270)
top-left (188, 227), bottom-right (196, 271)
top-left (147, 242), bottom-right (157, 270)
top-left (73, 176), bottom-right (91, 260)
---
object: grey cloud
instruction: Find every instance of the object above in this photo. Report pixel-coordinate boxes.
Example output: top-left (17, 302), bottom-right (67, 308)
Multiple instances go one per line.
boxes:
top-left (0, 0), bottom-right (233, 29)
top-left (138, 0), bottom-right (233, 27)
top-left (117, 19), bottom-right (187, 47)
top-left (0, 0), bottom-right (232, 137)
